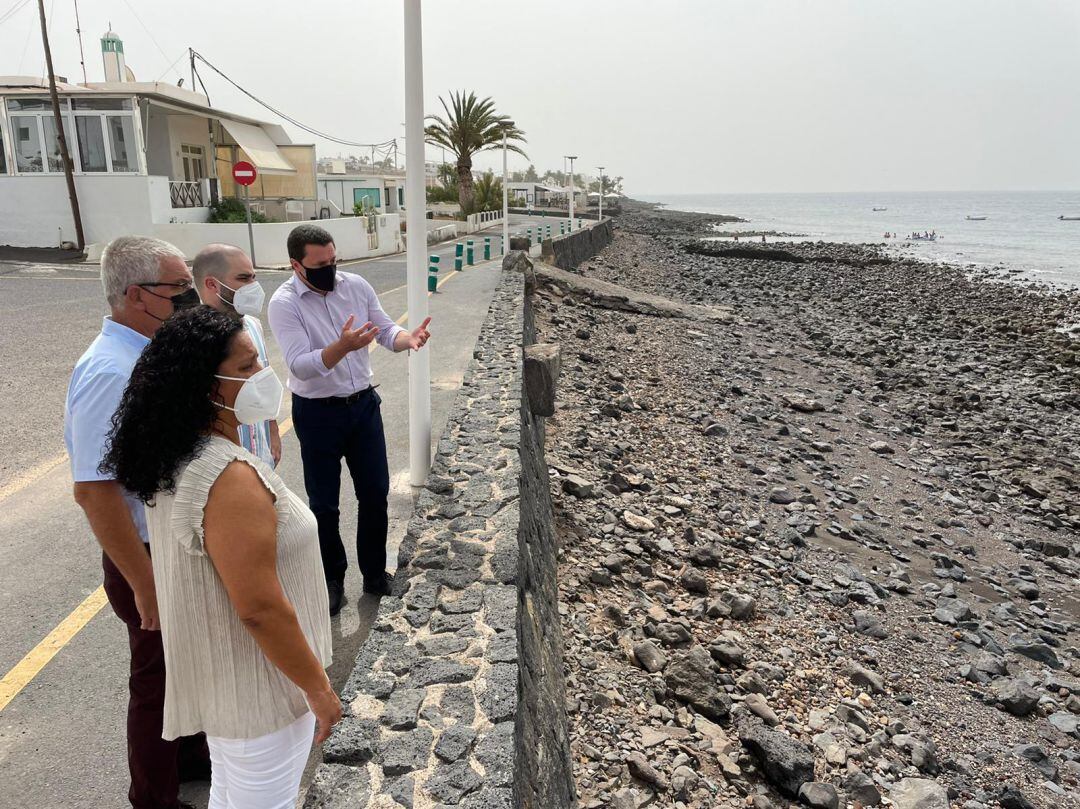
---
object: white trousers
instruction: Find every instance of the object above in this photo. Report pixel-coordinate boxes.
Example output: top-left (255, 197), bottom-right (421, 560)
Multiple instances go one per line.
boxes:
top-left (207, 712), bottom-right (316, 809)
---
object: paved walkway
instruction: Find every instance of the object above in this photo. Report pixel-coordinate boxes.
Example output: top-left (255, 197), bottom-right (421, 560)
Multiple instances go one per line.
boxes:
top-left (0, 214), bottom-right (554, 807)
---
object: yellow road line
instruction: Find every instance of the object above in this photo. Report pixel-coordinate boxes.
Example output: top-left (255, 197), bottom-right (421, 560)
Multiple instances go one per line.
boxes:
top-left (0, 452), bottom-right (68, 503)
top-left (0, 587), bottom-right (109, 712)
top-left (0, 261), bottom-right (481, 712)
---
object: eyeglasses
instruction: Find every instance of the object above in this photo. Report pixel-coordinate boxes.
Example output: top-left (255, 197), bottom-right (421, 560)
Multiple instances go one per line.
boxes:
top-left (138, 281), bottom-right (193, 292)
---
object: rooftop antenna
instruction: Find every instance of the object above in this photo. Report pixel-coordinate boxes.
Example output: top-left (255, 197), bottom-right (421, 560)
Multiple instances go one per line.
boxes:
top-left (73, 0), bottom-right (87, 83)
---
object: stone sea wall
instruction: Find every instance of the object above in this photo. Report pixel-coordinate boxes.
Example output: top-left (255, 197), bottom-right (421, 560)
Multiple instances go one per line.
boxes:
top-left (543, 219), bottom-right (614, 270)
top-left (304, 254), bottom-right (574, 809)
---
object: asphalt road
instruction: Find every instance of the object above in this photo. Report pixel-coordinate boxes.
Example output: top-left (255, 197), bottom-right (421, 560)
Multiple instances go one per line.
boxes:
top-left (0, 215), bottom-right (554, 808)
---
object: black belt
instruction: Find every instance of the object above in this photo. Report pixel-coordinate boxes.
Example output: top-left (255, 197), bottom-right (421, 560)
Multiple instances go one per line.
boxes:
top-left (304, 386), bottom-right (376, 405)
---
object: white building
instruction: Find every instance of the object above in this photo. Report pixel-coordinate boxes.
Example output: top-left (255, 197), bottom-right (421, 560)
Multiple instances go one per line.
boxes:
top-left (317, 173), bottom-right (405, 215)
top-left (506, 181), bottom-right (588, 210)
top-left (0, 30), bottom-right (401, 264)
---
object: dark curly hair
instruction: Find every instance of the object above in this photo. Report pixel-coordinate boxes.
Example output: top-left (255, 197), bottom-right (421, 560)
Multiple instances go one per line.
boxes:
top-left (100, 306), bottom-right (244, 504)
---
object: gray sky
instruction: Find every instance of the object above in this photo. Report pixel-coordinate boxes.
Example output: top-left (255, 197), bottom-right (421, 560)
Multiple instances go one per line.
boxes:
top-left (3, 0), bottom-right (1079, 194)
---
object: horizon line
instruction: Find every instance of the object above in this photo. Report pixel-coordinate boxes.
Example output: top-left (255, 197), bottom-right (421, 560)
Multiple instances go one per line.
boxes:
top-left (635, 188), bottom-right (1080, 197)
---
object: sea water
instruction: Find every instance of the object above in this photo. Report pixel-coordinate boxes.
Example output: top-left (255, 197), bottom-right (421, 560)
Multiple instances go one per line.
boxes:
top-left (638, 191), bottom-right (1080, 286)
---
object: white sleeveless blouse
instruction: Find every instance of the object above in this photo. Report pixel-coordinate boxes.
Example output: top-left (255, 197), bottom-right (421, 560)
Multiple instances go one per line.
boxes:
top-left (145, 436), bottom-right (332, 740)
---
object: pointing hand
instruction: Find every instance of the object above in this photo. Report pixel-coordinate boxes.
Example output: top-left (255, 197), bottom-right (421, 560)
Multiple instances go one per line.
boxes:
top-left (338, 314), bottom-right (379, 352)
top-left (406, 316), bottom-right (432, 351)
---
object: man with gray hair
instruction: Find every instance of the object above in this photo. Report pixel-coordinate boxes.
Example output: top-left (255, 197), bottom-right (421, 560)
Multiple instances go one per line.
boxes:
top-left (192, 243), bottom-right (281, 466)
top-left (64, 235), bottom-right (207, 808)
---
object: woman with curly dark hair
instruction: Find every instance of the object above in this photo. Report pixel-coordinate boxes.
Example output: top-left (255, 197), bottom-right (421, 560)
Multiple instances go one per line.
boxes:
top-left (101, 305), bottom-right (340, 809)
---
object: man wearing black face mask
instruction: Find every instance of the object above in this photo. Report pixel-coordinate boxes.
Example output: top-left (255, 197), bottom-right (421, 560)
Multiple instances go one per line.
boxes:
top-left (64, 236), bottom-right (209, 807)
top-left (268, 225), bottom-right (432, 616)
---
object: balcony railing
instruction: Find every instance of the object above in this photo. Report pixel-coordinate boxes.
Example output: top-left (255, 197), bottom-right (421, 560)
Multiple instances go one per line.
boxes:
top-left (170, 180), bottom-right (204, 208)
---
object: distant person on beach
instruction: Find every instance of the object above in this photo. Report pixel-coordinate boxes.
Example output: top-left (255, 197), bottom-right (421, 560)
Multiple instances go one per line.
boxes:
top-left (101, 306), bottom-right (341, 809)
top-left (193, 244), bottom-right (281, 467)
top-left (761, 235), bottom-right (766, 244)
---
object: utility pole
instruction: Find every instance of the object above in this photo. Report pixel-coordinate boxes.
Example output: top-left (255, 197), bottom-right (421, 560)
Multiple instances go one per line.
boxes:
top-left (566, 155), bottom-right (577, 231)
top-left (38, 0), bottom-right (84, 249)
top-left (597, 166), bottom-right (605, 222)
top-left (404, 0), bottom-right (431, 486)
top-left (499, 121), bottom-right (513, 255)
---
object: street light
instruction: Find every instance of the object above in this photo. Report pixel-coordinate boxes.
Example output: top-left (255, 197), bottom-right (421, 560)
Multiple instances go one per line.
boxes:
top-left (499, 120), bottom-right (514, 256)
top-left (404, 0), bottom-right (431, 486)
top-left (565, 155), bottom-right (577, 230)
top-left (597, 165), bottom-right (605, 222)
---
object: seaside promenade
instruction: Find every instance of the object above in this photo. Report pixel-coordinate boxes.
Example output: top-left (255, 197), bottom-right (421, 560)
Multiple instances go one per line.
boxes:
top-left (0, 214), bottom-right (550, 807)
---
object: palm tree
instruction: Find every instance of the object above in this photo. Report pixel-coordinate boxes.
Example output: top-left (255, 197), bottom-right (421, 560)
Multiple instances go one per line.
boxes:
top-left (472, 171), bottom-right (503, 213)
top-left (425, 91), bottom-right (526, 213)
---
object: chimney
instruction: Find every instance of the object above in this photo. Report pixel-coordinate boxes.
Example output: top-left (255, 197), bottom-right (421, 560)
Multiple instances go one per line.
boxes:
top-left (101, 29), bottom-right (126, 83)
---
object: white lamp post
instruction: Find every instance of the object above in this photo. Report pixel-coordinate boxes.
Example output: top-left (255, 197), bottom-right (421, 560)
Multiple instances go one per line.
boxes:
top-left (404, 0), bottom-right (431, 486)
top-left (500, 120), bottom-right (514, 255)
top-left (566, 155), bottom-right (577, 230)
top-left (597, 165), bottom-right (605, 222)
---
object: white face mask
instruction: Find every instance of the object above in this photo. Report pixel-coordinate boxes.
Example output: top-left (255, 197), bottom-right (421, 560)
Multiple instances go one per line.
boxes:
top-left (219, 279), bottom-right (265, 316)
top-left (215, 367), bottom-right (283, 425)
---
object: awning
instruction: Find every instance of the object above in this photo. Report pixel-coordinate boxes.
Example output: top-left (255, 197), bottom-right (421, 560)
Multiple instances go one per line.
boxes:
top-left (218, 119), bottom-right (296, 175)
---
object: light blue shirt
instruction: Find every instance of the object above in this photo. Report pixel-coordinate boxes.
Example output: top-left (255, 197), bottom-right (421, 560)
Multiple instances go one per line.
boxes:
top-left (64, 317), bottom-right (150, 542)
top-left (237, 314), bottom-right (275, 466)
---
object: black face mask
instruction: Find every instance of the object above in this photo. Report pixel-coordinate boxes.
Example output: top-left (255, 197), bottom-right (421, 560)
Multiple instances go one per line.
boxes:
top-left (139, 285), bottom-right (201, 321)
top-left (301, 262), bottom-right (337, 292)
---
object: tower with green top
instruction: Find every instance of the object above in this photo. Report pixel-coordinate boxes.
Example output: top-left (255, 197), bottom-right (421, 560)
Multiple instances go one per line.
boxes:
top-left (101, 29), bottom-right (126, 83)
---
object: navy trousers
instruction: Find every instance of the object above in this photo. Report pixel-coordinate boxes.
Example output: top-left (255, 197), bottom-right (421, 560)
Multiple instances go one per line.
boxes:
top-left (291, 389), bottom-right (390, 583)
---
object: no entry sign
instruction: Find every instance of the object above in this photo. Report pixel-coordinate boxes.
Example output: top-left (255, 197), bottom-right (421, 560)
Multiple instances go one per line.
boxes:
top-left (232, 161), bottom-right (257, 186)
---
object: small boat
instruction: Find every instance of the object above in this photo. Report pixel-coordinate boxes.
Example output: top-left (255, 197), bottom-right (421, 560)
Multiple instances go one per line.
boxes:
top-left (872, 207), bottom-right (887, 211)
top-left (1059, 215), bottom-right (1080, 221)
top-left (965, 215), bottom-right (987, 221)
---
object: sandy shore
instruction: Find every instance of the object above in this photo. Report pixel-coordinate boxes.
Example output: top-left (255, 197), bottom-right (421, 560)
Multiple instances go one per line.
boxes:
top-left (533, 202), bottom-right (1080, 808)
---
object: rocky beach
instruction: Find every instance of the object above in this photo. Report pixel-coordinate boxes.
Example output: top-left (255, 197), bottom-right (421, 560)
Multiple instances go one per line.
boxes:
top-left (532, 202), bottom-right (1080, 809)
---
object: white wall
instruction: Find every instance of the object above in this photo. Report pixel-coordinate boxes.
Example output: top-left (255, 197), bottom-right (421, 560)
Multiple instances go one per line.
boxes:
top-left (143, 105), bottom-right (172, 176)
top-left (147, 175), bottom-right (174, 226)
top-left (151, 213), bottom-right (402, 267)
top-left (166, 114), bottom-right (212, 179)
top-left (0, 175), bottom-right (156, 248)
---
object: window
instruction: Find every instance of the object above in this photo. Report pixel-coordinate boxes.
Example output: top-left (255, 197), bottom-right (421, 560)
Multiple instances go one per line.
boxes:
top-left (72, 98), bottom-right (132, 111)
top-left (75, 116), bottom-right (107, 172)
top-left (12, 116), bottom-right (43, 172)
top-left (4, 95), bottom-right (138, 175)
top-left (107, 115), bottom-right (136, 172)
top-left (6, 97), bottom-right (55, 112)
top-left (0, 126), bottom-right (6, 174)
top-left (181, 144), bottom-right (205, 181)
top-left (41, 115), bottom-right (74, 173)
top-left (353, 187), bottom-right (381, 211)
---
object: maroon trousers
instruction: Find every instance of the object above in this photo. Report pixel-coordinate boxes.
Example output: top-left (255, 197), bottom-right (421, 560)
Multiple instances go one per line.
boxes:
top-left (102, 553), bottom-right (207, 809)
